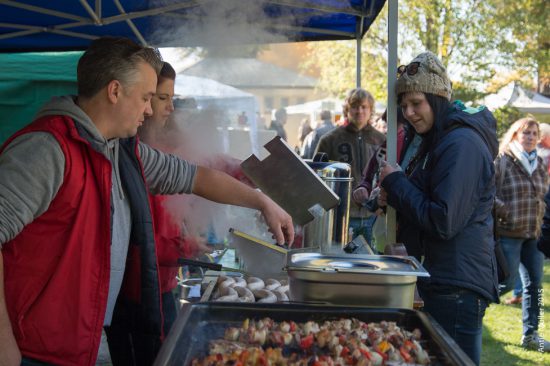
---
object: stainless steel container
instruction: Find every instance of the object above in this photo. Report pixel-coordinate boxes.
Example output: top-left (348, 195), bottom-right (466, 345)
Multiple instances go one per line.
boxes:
top-left (286, 252), bottom-right (430, 308)
top-left (303, 158), bottom-right (352, 253)
top-left (228, 228), bottom-right (288, 279)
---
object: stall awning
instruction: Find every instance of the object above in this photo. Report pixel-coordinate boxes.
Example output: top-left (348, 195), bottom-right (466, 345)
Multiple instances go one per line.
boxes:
top-left (0, 0), bottom-right (386, 52)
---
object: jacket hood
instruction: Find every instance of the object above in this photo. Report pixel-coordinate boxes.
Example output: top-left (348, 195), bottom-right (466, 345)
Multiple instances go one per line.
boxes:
top-left (443, 101), bottom-right (499, 159)
top-left (35, 95), bottom-right (125, 199)
top-left (35, 95), bottom-right (112, 151)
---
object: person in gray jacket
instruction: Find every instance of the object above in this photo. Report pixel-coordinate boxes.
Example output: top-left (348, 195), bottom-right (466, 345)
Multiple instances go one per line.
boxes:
top-left (301, 110), bottom-right (335, 159)
top-left (0, 37), bottom-right (294, 366)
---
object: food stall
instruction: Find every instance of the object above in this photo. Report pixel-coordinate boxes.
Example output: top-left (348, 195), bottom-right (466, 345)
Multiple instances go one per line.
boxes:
top-left (152, 136), bottom-right (474, 366)
top-left (1, 2), bottom-right (466, 365)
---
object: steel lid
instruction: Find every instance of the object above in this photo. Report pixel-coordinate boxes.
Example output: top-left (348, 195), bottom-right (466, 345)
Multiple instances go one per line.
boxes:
top-left (286, 252), bottom-right (430, 277)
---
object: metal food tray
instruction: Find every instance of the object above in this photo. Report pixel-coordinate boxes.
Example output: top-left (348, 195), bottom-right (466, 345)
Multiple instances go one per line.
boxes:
top-left (286, 253), bottom-right (430, 308)
top-left (154, 302), bottom-right (474, 366)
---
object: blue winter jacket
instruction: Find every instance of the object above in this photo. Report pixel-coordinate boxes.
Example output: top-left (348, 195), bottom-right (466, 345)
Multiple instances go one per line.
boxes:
top-left (381, 101), bottom-right (500, 302)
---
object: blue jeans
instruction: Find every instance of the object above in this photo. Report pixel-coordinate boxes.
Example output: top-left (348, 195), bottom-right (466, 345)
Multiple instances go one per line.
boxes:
top-left (349, 216), bottom-right (376, 249)
top-left (419, 286), bottom-right (488, 365)
top-left (512, 273), bottom-right (523, 297)
top-left (498, 236), bottom-right (544, 336)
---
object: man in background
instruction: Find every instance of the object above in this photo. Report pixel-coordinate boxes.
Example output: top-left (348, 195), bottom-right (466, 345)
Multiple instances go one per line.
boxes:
top-left (301, 110), bottom-right (335, 159)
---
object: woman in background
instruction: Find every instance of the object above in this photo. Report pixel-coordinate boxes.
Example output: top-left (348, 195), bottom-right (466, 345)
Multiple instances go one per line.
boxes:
top-left (494, 117), bottom-right (549, 352)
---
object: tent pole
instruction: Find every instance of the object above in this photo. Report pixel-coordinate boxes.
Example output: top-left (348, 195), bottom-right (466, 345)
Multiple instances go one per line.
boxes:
top-left (385, 0), bottom-right (398, 245)
top-left (356, 35), bottom-right (361, 88)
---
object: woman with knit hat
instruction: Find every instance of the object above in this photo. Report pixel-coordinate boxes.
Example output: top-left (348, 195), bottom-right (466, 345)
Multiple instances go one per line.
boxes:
top-left (377, 51), bottom-right (499, 365)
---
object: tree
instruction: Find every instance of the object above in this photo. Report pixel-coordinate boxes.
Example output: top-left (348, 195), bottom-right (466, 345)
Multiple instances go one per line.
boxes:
top-left (489, 0), bottom-right (549, 95)
top-left (301, 1), bottom-right (546, 103)
top-left (300, 12), bottom-right (388, 102)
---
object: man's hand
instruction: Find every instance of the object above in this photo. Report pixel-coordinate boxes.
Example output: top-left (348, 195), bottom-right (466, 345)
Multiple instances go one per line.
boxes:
top-left (259, 196), bottom-right (295, 246)
top-left (352, 187), bottom-right (369, 205)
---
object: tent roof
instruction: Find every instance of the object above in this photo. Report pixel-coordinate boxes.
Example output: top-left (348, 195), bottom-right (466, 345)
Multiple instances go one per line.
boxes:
top-left (484, 82), bottom-right (550, 114)
top-left (174, 74), bottom-right (255, 99)
top-left (0, 51), bottom-right (82, 81)
top-left (0, 0), bottom-right (386, 53)
top-left (183, 58), bottom-right (317, 88)
top-left (286, 97), bottom-right (343, 114)
top-left (286, 97), bottom-right (385, 114)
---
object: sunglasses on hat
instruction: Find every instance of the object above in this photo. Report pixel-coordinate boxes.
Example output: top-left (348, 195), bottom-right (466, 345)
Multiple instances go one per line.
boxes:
top-left (397, 62), bottom-right (420, 77)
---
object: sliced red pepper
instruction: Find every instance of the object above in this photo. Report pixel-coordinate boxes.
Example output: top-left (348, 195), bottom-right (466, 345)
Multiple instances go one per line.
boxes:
top-left (289, 321), bottom-right (297, 332)
top-left (340, 346), bottom-right (350, 357)
top-left (300, 334), bottom-right (314, 349)
top-left (400, 346), bottom-right (413, 363)
top-left (404, 339), bottom-right (416, 350)
top-left (375, 350), bottom-right (388, 361)
top-left (359, 348), bottom-right (372, 360)
top-left (239, 349), bottom-right (249, 363)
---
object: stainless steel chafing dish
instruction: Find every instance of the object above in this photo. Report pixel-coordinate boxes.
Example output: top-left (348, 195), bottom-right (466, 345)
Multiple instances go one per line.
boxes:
top-left (286, 252), bottom-right (430, 308)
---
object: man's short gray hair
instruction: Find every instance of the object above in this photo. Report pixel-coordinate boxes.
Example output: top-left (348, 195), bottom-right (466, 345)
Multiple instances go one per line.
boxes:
top-left (77, 37), bottom-right (163, 98)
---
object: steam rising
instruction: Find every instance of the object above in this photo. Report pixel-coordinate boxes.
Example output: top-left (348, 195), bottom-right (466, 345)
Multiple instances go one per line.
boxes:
top-left (151, 0), bottom-right (291, 48)
top-left (145, 0), bottom-right (312, 253)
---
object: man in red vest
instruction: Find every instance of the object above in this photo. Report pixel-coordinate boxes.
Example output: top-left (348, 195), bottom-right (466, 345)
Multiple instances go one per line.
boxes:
top-left (0, 37), bottom-right (294, 366)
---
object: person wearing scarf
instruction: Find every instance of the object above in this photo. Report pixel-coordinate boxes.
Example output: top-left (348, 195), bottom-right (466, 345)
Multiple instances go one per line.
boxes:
top-left (494, 117), bottom-right (549, 352)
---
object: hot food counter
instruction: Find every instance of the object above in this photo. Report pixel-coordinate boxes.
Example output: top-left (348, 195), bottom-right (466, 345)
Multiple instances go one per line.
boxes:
top-left (155, 247), bottom-right (474, 365)
top-left (153, 302), bottom-right (474, 366)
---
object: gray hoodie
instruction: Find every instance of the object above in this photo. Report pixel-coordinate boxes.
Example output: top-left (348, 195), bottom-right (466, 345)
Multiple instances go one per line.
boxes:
top-left (0, 96), bottom-right (197, 324)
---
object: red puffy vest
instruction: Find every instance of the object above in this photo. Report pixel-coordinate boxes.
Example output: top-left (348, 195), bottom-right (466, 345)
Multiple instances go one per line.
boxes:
top-left (2, 115), bottom-right (138, 365)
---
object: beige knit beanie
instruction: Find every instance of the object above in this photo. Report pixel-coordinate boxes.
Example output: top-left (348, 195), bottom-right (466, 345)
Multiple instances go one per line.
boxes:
top-left (395, 51), bottom-right (452, 101)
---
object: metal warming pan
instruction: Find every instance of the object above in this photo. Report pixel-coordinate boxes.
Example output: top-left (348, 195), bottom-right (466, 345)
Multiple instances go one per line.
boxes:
top-left (154, 302), bottom-right (474, 366)
top-left (286, 252), bottom-right (430, 308)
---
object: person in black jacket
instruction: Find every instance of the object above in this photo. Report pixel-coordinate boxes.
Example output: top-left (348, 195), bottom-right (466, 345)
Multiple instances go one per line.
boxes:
top-left (378, 51), bottom-right (499, 365)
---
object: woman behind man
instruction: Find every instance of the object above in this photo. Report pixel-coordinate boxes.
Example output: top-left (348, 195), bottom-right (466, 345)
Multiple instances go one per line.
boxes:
top-left (138, 62), bottom-right (213, 334)
top-left (378, 51), bottom-right (499, 365)
top-left (495, 117), bottom-right (549, 351)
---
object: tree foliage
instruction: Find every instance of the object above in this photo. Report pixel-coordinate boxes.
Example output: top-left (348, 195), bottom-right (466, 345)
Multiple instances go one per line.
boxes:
top-left (493, 106), bottom-right (524, 138)
top-left (301, 0), bottom-right (548, 104)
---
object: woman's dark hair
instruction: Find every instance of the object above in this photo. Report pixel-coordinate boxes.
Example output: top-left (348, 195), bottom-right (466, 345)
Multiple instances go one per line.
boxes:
top-left (159, 61), bottom-right (176, 81)
top-left (401, 93), bottom-right (452, 174)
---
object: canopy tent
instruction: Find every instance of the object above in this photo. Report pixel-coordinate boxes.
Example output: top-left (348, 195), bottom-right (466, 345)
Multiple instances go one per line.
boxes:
top-left (173, 74), bottom-right (262, 158)
top-left (483, 82), bottom-right (550, 115)
top-left (286, 97), bottom-right (344, 116)
top-left (0, 0), bottom-right (392, 158)
top-left (0, 0), bottom-right (385, 52)
top-left (174, 74), bottom-right (256, 112)
top-left (0, 0), bottom-right (399, 242)
top-left (285, 97), bottom-right (386, 117)
top-left (0, 51), bottom-right (81, 142)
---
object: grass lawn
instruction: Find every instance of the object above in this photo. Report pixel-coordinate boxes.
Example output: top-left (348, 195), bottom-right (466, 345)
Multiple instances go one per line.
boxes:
top-left (481, 260), bottom-right (550, 365)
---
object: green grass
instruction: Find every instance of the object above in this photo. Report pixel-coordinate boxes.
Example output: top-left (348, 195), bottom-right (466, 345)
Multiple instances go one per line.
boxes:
top-left (481, 260), bottom-right (550, 365)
